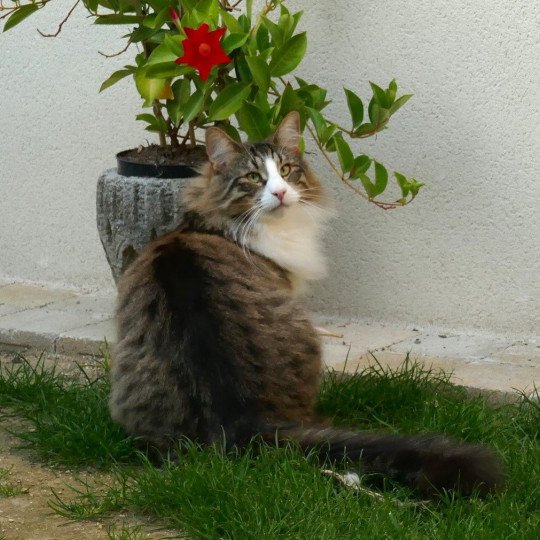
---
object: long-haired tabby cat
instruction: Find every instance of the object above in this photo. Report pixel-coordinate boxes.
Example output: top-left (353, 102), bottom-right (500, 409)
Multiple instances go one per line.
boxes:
top-left (110, 112), bottom-right (503, 497)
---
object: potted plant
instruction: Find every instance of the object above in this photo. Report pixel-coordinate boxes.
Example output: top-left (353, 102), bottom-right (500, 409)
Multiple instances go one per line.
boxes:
top-left (2, 0), bottom-right (424, 280)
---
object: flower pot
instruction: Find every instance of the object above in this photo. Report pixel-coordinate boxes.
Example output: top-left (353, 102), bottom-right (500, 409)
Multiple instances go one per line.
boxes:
top-left (96, 164), bottom-right (198, 283)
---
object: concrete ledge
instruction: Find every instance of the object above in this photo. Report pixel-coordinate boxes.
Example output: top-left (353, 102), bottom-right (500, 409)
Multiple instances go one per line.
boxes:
top-left (0, 284), bottom-right (114, 355)
top-left (0, 283), bottom-right (538, 397)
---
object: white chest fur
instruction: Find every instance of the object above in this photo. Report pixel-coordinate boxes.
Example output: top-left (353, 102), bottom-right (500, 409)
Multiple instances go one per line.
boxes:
top-left (249, 204), bottom-right (327, 291)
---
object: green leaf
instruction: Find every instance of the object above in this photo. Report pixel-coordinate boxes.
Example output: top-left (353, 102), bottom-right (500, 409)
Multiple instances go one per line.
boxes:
top-left (334, 136), bottom-right (354, 173)
top-left (269, 33), bottom-right (307, 77)
top-left (390, 94), bottom-right (413, 115)
top-left (277, 10), bottom-right (296, 42)
top-left (180, 0), bottom-right (197, 9)
top-left (373, 161), bottom-right (388, 196)
top-left (237, 102), bottom-right (271, 141)
top-left (99, 69), bottom-right (133, 93)
top-left (394, 172), bottom-right (424, 198)
top-left (129, 26), bottom-right (156, 44)
top-left (134, 69), bottom-right (167, 100)
top-left (179, 8), bottom-right (203, 28)
top-left (136, 113), bottom-right (158, 124)
top-left (297, 83), bottom-right (327, 110)
top-left (173, 78), bottom-right (192, 104)
top-left (234, 55), bottom-right (251, 82)
top-left (368, 101), bottom-right (380, 124)
top-left (146, 41), bottom-right (179, 65)
top-left (182, 89), bottom-right (206, 124)
top-left (369, 82), bottom-right (390, 108)
top-left (387, 79), bottom-right (397, 104)
top-left (246, 56), bottom-right (270, 92)
top-left (278, 84), bottom-right (301, 119)
top-left (256, 25), bottom-right (270, 51)
top-left (216, 122), bottom-right (242, 142)
top-left (367, 102), bottom-right (390, 127)
top-left (237, 14), bottom-right (251, 33)
top-left (262, 18), bottom-right (283, 47)
top-left (359, 174), bottom-right (377, 198)
top-left (349, 155), bottom-right (372, 179)
top-left (354, 123), bottom-right (375, 136)
top-left (254, 89), bottom-right (272, 115)
top-left (95, 15), bottom-right (142, 25)
top-left (3, 4), bottom-right (39, 32)
top-left (185, 0), bottom-right (215, 13)
top-left (162, 34), bottom-right (184, 57)
top-left (296, 88), bottom-right (314, 108)
top-left (409, 179), bottom-right (424, 196)
top-left (321, 124), bottom-right (337, 146)
top-left (136, 113), bottom-right (167, 133)
top-left (306, 107), bottom-right (326, 139)
top-left (344, 89), bottom-right (364, 130)
top-left (208, 83), bottom-right (251, 121)
top-left (394, 171), bottom-right (410, 197)
top-left (222, 32), bottom-right (249, 53)
top-left (152, 7), bottom-right (170, 30)
top-left (220, 10), bottom-right (242, 33)
top-left (291, 11), bottom-right (304, 35)
top-left (145, 63), bottom-right (190, 79)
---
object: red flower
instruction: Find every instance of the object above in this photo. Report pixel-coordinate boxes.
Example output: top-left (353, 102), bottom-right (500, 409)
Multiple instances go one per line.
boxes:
top-left (175, 23), bottom-right (232, 81)
top-left (169, 7), bottom-right (179, 22)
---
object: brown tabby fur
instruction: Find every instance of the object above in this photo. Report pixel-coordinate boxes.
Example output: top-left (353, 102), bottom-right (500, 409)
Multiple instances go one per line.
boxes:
top-left (110, 112), bottom-right (503, 497)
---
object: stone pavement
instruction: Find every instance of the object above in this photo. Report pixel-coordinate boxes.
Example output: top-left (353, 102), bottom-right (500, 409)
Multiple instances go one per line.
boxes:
top-left (0, 281), bottom-right (538, 397)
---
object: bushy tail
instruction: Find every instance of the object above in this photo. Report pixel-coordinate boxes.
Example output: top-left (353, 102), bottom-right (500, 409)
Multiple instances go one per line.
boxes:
top-left (267, 426), bottom-right (503, 497)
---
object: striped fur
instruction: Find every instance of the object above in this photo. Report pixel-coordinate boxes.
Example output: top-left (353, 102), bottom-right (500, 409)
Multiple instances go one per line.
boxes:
top-left (110, 113), bottom-right (503, 497)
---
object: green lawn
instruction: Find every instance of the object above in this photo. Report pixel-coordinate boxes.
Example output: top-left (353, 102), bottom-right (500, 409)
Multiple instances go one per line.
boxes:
top-left (0, 354), bottom-right (538, 539)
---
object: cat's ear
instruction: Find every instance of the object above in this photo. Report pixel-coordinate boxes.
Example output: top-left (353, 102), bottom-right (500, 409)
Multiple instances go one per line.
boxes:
top-left (205, 127), bottom-right (242, 171)
top-left (272, 111), bottom-right (301, 152)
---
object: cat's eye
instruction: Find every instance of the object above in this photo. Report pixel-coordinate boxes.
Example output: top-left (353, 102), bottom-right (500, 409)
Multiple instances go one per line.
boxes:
top-left (246, 172), bottom-right (261, 182)
top-left (280, 164), bottom-right (291, 176)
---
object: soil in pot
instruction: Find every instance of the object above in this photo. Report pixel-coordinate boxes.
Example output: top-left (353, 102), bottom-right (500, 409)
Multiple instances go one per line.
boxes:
top-left (117, 144), bottom-right (208, 178)
top-left (120, 144), bottom-right (208, 167)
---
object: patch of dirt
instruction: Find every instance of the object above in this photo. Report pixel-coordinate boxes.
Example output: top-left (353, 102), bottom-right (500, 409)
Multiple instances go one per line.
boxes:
top-left (120, 145), bottom-right (207, 167)
top-left (0, 349), bottom-right (180, 540)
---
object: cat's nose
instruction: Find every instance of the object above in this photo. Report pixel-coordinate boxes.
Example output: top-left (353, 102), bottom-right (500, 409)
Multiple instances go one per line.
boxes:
top-left (272, 189), bottom-right (287, 202)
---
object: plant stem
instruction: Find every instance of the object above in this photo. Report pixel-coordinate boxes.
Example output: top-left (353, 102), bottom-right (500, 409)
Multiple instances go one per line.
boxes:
top-left (0, 1), bottom-right (50, 21)
top-left (306, 124), bottom-right (406, 210)
top-left (188, 122), bottom-right (196, 148)
top-left (153, 101), bottom-right (167, 147)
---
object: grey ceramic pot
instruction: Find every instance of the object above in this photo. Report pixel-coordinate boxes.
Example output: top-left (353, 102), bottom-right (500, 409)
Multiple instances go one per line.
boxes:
top-left (96, 168), bottom-right (195, 283)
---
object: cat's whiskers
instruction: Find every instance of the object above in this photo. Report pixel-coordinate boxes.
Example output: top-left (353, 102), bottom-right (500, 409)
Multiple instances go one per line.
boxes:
top-left (299, 199), bottom-right (332, 217)
top-left (230, 205), bottom-right (261, 243)
top-left (230, 205), bottom-right (265, 269)
top-left (296, 189), bottom-right (333, 217)
top-left (239, 206), bottom-right (265, 268)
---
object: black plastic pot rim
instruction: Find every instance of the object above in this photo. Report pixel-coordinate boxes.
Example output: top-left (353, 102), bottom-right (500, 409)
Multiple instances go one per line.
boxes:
top-left (116, 149), bottom-right (198, 179)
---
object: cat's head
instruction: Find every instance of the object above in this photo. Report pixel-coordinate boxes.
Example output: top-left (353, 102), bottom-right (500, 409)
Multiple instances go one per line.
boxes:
top-left (183, 111), bottom-right (329, 241)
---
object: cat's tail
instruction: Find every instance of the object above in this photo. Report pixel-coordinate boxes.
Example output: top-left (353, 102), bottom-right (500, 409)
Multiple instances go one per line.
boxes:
top-left (265, 425), bottom-right (504, 497)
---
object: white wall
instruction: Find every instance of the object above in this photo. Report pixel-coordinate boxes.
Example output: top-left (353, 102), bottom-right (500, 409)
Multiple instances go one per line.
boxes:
top-left (1, 1), bottom-right (539, 336)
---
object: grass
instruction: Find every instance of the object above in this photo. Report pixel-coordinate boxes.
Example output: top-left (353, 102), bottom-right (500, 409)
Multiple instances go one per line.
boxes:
top-left (0, 353), bottom-right (139, 467)
top-left (0, 466), bottom-right (24, 497)
top-left (0, 354), bottom-right (539, 539)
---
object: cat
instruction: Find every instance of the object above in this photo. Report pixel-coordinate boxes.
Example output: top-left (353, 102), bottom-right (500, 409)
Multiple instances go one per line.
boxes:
top-left (110, 111), bottom-right (503, 497)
